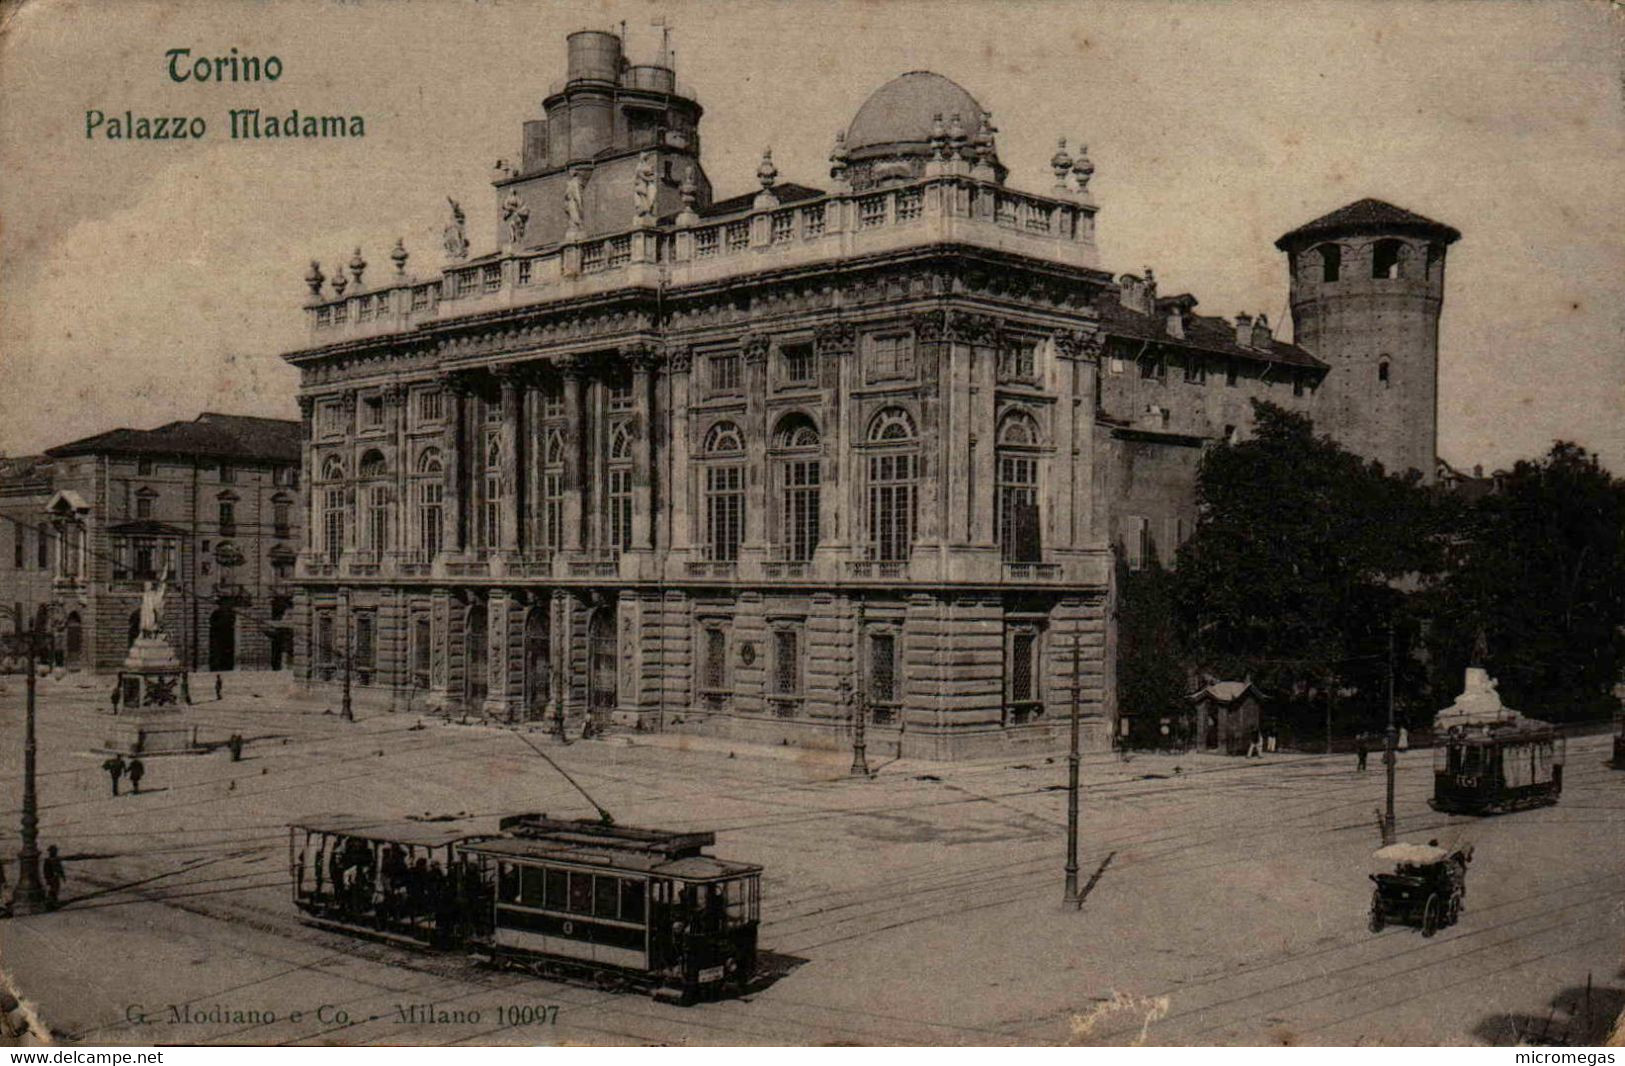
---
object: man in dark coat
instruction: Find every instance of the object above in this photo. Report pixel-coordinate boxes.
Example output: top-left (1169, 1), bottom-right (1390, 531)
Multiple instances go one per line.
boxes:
top-left (127, 756), bottom-right (145, 795)
top-left (102, 753), bottom-right (126, 796)
top-left (1356, 733), bottom-right (1369, 772)
top-left (42, 846), bottom-right (64, 905)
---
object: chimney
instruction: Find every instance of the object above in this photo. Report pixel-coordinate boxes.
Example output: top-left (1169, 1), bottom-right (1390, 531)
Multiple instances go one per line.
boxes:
top-left (1119, 274), bottom-right (1146, 314)
top-left (1234, 313), bottom-right (1253, 347)
top-left (1165, 307), bottom-right (1185, 340)
top-left (1251, 313), bottom-right (1272, 349)
top-left (1143, 267), bottom-right (1158, 309)
top-left (1473, 464), bottom-right (1483, 478)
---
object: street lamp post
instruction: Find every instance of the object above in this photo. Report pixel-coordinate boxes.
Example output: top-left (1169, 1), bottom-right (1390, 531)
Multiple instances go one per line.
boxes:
top-left (1383, 625), bottom-right (1397, 845)
top-left (1064, 634), bottom-right (1082, 906)
top-left (6, 602), bottom-right (53, 914)
top-left (847, 677), bottom-right (868, 777)
top-left (341, 616), bottom-right (354, 722)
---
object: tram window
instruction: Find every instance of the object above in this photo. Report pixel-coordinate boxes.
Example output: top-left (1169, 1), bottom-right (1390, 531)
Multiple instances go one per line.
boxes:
top-left (519, 865), bottom-right (547, 907)
top-left (498, 862), bottom-right (519, 902)
top-left (545, 868), bottom-right (567, 910)
top-left (568, 871), bottom-right (593, 914)
top-left (725, 880), bottom-right (748, 924)
top-left (621, 880), bottom-right (646, 923)
top-left (595, 876), bottom-right (620, 919)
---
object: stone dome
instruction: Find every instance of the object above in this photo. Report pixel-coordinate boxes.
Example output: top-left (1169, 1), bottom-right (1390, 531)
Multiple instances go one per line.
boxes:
top-left (845, 71), bottom-right (986, 158)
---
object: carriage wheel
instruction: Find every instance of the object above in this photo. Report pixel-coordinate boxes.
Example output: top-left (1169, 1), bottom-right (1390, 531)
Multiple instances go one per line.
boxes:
top-left (1368, 892), bottom-right (1385, 933)
top-left (1421, 895), bottom-right (1439, 937)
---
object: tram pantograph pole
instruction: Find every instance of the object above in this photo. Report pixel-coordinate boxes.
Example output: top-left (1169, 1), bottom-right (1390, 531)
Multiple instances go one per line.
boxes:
top-left (1064, 634), bottom-right (1081, 906)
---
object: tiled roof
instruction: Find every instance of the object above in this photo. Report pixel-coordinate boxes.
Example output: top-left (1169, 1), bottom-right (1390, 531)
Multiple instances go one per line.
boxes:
top-left (1099, 299), bottom-right (1326, 371)
top-left (47, 412), bottom-right (300, 463)
top-left (1275, 198), bottom-right (1460, 249)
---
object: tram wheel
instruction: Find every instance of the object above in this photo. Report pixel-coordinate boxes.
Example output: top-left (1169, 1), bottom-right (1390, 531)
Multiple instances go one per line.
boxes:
top-left (1421, 895), bottom-right (1439, 937)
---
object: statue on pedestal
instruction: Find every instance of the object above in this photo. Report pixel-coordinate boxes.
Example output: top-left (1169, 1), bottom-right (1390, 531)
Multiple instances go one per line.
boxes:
top-left (139, 563), bottom-right (169, 638)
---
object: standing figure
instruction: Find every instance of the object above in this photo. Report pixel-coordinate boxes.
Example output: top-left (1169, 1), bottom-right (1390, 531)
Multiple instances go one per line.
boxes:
top-left (215, 675), bottom-right (223, 702)
top-left (563, 170), bottom-right (585, 233)
top-left (127, 756), bottom-right (145, 795)
top-left (110, 683), bottom-right (122, 715)
top-left (42, 846), bottom-right (64, 905)
top-left (632, 151), bottom-right (658, 223)
top-left (442, 198), bottom-right (469, 259)
top-left (138, 563), bottom-right (169, 637)
top-left (502, 189), bottom-right (530, 246)
top-left (228, 733), bottom-right (244, 762)
top-left (1356, 733), bottom-right (1369, 772)
top-left (102, 753), bottom-right (126, 796)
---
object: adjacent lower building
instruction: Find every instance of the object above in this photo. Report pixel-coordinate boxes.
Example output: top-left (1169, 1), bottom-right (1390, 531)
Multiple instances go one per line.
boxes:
top-left (282, 29), bottom-right (1455, 758)
top-left (0, 413), bottom-right (303, 673)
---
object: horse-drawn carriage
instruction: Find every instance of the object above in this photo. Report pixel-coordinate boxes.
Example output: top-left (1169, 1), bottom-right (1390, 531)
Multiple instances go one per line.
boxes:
top-left (1368, 841), bottom-right (1472, 937)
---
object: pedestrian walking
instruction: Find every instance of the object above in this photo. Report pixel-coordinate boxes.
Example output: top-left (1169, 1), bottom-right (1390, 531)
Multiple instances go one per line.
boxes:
top-left (1356, 733), bottom-right (1369, 772)
top-left (42, 846), bottom-right (64, 905)
top-left (110, 683), bottom-right (122, 715)
top-left (101, 753), bottom-right (126, 796)
top-left (1397, 726), bottom-right (1410, 752)
top-left (127, 756), bottom-right (145, 795)
top-left (228, 733), bottom-right (243, 762)
top-left (215, 675), bottom-right (223, 701)
top-left (0, 856), bottom-right (8, 896)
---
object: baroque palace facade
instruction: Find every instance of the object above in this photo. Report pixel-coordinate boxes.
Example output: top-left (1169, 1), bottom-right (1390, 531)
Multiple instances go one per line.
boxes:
top-left (284, 30), bottom-right (1456, 757)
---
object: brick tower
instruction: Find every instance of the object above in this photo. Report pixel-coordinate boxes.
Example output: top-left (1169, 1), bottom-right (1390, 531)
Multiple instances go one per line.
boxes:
top-left (1276, 199), bottom-right (1460, 481)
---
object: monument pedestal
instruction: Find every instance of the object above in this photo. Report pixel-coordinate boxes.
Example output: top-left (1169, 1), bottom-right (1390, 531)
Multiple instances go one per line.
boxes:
top-left (118, 636), bottom-right (188, 709)
top-left (102, 635), bottom-right (205, 755)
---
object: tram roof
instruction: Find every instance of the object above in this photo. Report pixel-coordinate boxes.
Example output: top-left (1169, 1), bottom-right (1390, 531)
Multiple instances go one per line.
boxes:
top-left (459, 836), bottom-right (763, 881)
top-left (291, 815), bottom-right (500, 848)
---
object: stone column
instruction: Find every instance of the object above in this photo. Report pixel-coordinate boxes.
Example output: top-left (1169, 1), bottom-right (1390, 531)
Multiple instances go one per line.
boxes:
top-left (627, 346), bottom-right (657, 551)
top-left (496, 368), bottom-right (522, 553)
top-left (560, 359), bottom-right (585, 552)
top-left (814, 323), bottom-right (856, 549)
top-left (297, 395), bottom-right (316, 554)
top-left (666, 347), bottom-right (693, 553)
top-left (384, 383), bottom-right (408, 562)
top-left (439, 374), bottom-right (466, 553)
top-left (339, 389), bottom-right (359, 554)
top-left (912, 311), bottom-right (949, 549)
top-left (741, 333), bottom-right (770, 553)
top-left (948, 312), bottom-right (999, 546)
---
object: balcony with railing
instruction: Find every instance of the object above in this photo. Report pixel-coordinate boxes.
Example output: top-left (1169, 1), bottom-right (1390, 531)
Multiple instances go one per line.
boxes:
top-left (294, 173), bottom-right (1099, 353)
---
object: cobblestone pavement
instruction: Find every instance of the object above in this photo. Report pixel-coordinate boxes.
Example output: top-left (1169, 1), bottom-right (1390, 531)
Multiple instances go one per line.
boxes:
top-left (1, 672), bottom-right (1621, 1045)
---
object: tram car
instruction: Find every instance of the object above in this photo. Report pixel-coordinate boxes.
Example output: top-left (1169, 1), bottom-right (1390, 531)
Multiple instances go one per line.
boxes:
top-left (464, 814), bottom-right (761, 1003)
top-left (289, 815), bottom-right (499, 947)
top-left (288, 813), bottom-right (762, 1004)
top-left (1430, 722), bottom-right (1564, 815)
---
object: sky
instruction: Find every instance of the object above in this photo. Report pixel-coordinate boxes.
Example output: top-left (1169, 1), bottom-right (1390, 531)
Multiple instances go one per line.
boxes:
top-left (1, 0), bottom-right (1620, 472)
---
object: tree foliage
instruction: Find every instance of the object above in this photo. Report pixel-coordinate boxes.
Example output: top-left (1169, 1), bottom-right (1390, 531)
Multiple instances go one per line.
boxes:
top-left (1173, 401), bottom-right (1446, 729)
top-left (1423, 442), bottom-right (1625, 721)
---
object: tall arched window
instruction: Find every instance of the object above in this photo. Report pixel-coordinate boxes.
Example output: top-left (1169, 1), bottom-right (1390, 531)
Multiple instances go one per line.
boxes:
top-left (866, 407), bottom-right (918, 562)
top-left (1318, 242), bottom-right (1341, 283)
top-left (702, 421), bottom-right (746, 562)
top-left (543, 430), bottom-right (565, 550)
top-left (320, 455), bottom-right (346, 559)
top-left (773, 413), bottom-right (821, 562)
top-left (359, 449), bottom-right (389, 553)
top-left (996, 410), bottom-right (1042, 562)
top-left (1372, 239), bottom-right (1403, 279)
top-left (607, 421), bottom-right (633, 551)
top-left (415, 447), bottom-right (443, 558)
